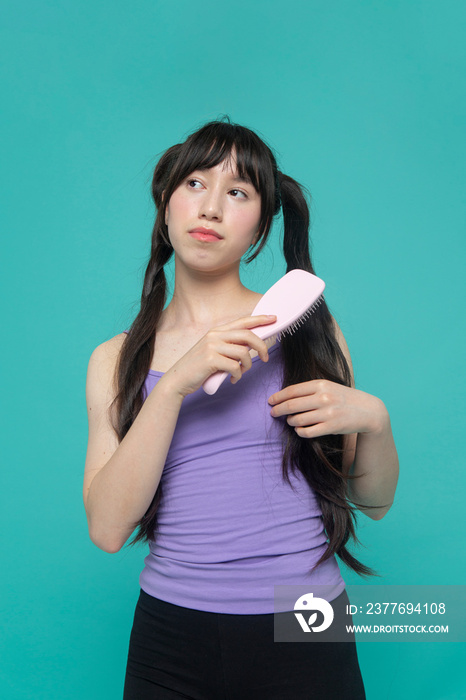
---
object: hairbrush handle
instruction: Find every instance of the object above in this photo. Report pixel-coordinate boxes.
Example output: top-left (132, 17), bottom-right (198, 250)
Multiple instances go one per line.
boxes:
top-left (203, 371), bottom-right (231, 396)
top-left (202, 269), bottom-right (325, 396)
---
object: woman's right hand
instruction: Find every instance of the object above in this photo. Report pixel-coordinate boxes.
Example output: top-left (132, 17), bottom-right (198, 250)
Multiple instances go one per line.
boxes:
top-left (161, 315), bottom-right (277, 399)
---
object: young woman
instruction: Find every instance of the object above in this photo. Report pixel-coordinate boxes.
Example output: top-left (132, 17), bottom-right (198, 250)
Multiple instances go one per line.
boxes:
top-left (83, 118), bottom-right (399, 699)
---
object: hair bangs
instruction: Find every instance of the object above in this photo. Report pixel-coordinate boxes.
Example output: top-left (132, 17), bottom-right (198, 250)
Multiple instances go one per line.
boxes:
top-left (172, 122), bottom-right (264, 196)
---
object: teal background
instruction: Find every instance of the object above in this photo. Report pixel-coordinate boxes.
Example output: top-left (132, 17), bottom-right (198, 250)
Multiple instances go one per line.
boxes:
top-left (1, 1), bottom-right (465, 698)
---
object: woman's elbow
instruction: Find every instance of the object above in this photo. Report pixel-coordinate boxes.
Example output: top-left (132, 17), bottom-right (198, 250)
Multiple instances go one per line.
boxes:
top-left (364, 504), bottom-right (393, 521)
top-left (93, 533), bottom-right (124, 553)
top-left (85, 513), bottom-right (128, 553)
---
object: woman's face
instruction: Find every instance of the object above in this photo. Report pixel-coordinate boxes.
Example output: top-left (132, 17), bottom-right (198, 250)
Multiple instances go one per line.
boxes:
top-left (165, 155), bottom-right (262, 275)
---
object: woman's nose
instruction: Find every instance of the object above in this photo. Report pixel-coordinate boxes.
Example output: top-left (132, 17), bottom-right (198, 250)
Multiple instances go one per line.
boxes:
top-left (199, 190), bottom-right (223, 220)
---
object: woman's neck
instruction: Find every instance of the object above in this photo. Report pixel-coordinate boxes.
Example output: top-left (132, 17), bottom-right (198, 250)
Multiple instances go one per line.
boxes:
top-left (160, 265), bottom-right (261, 333)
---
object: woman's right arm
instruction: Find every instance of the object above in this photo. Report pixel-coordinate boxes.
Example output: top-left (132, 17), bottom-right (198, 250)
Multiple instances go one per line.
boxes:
top-left (83, 336), bottom-right (184, 553)
top-left (83, 315), bottom-right (275, 553)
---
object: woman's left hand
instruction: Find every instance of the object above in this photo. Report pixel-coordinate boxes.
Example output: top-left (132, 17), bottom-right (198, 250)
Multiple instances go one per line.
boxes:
top-left (268, 379), bottom-right (389, 439)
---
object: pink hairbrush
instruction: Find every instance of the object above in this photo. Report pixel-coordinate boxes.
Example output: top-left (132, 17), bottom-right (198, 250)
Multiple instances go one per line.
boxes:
top-left (202, 269), bottom-right (325, 395)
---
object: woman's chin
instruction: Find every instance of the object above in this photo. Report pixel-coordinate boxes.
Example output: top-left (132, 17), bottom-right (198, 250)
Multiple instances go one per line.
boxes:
top-left (174, 253), bottom-right (242, 276)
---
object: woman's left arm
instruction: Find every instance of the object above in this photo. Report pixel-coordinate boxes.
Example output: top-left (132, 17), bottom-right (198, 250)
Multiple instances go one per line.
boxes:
top-left (268, 320), bottom-right (399, 520)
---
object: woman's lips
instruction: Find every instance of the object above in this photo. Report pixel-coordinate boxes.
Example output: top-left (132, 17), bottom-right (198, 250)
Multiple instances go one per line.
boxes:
top-left (188, 228), bottom-right (222, 242)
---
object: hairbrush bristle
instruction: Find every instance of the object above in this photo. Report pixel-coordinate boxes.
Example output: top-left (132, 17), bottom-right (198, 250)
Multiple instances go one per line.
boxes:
top-left (277, 294), bottom-right (324, 340)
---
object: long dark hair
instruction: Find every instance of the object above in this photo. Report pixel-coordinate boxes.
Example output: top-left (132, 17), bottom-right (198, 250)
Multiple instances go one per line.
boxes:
top-left (111, 116), bottom-right (387, 577)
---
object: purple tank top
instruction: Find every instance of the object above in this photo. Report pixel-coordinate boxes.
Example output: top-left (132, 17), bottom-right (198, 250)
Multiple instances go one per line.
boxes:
top-left (127, 335), bottom-right (345, 613)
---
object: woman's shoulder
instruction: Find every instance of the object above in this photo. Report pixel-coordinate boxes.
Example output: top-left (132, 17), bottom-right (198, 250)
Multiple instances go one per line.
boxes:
top-left (329, 315), bottom-right (354, 384)
top-left (330, 315), bottom-right (346, 346)
top-left (88, 332), bottom-right (127, 373)
top-left (85, 333), bottom-right (128, 425)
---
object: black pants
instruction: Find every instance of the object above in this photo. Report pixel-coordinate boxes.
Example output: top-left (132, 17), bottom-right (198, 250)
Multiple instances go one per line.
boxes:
top-left (123, 589), bottom-right (366, 700)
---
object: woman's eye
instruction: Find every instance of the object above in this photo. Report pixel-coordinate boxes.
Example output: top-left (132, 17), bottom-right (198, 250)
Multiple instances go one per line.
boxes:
top-left (230, 189), bottom-right (247, 199)
top-left (186, 179), bottom-right (247, 198)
